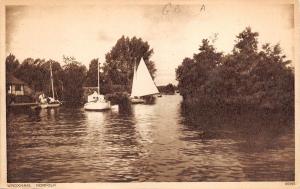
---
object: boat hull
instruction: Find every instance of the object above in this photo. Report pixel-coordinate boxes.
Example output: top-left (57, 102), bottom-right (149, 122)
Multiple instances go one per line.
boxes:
top-left (40, 103), bottom-right (61, 109)
top-left (84, 101), bottom-right (111, 111)
top-left (131, 98), bottom-right (145, 104)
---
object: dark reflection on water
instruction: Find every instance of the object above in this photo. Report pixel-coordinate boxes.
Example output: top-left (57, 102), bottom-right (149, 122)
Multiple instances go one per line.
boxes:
top-left (7, 95), bottom-right (294, 182)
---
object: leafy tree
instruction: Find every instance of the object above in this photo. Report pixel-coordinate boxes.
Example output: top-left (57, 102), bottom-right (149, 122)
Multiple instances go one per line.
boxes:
top-left (251, 43), bottom-right (294, 110)
top-left (14, 58), bottom-right (45, 91)
top-left (85, 58), bottom-right (99, 87)
top-left (42, 59), bottom-right (64, 99)
top-left (176, 39), bottom-right (222, 102)
top-left (12, 57), bottom-right (63, 99)
top-left (85, 58), bottom-right (113, 94)
top-left (62, 56), bottom-right (87, 105)
top-left (104, 36), bottom-right (156, 87)
top-left (234, 27), bottom-right (259, 55)
top-left (176, 27), bottom-right (294, 112)
top-left (6, 54), bottom-right (20, 74)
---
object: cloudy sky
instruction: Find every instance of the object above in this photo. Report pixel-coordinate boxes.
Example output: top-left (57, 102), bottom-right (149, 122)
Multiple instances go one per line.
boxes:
top-left (6, 1), bottom-right (294, 85)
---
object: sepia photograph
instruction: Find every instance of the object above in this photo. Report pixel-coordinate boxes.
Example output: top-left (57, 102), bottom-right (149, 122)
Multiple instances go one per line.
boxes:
top-left (0, 0), bottom-right (298, 188)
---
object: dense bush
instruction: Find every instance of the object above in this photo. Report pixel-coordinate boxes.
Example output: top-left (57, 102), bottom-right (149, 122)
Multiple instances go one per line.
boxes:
top-left (176, 27), bottom-right (294, 112)
top-left (157, 83), bottom-right (176, 94)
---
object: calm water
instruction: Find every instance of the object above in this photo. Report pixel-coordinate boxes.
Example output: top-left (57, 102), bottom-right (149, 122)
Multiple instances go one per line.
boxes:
top-left (7, 95), bottom-right (294, 182)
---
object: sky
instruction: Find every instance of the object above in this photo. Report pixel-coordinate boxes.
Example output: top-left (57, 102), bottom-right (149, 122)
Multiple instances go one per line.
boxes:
top-left (6, 1), bottom-right (295, 85)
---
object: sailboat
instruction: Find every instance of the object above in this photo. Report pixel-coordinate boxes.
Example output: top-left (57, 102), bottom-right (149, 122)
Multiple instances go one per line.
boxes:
top-left (84, 62), bottom-right (111, 111)
top-left (39, 62), bottom-right (62, 108)
top-left (130, 58), bottom-right (160, 104)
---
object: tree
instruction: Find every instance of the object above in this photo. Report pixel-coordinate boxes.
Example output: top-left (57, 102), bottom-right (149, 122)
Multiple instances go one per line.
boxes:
top-left (176, 39), bottom-right (222, 102)
top-left (104, 36), bottom-right (156, 87)
top-left (234, 27), bottom-right (259, 55)
top-left (62, 56), bottom-right (87, 105)
top-left (12, 57), bottom-right (64, 99)
top-left (251, 43), bottom-right (294, 110)
top-left (176, 27), bottom-right (294, 112)
top-left (85, 58), bottom-right (99, 87)
top-left (6, 54), bottom-right (20, 74)
top-left (14, 58), bottom-right (45, 91)
top-left (42, 59), bottom-right (64, 99)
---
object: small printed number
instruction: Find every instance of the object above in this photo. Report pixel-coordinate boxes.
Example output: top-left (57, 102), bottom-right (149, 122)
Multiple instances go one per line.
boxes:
top-left (285, 182), bottom-right (295, 185)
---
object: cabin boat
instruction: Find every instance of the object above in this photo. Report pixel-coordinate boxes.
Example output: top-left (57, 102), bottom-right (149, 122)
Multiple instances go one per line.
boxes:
top-left (130, 58), bottom-right (160, 104)
top-left (39, 95), bottom-right (61, 108)
top-left (84, 62), bottom-right (111, 111)
top-left (84, 91), bottom-right (111, 111)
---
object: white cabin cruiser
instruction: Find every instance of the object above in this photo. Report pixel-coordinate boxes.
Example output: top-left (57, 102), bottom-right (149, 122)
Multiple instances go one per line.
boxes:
top-left (84, 92), bottom-right (111, 111)
top-left (84, 62), bottom-right (111, 111)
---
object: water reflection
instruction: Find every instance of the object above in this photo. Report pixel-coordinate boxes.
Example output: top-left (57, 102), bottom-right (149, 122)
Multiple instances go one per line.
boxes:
top-left (179, 102), bottom-right (295, 181)
top-left (7, 94), bottom-right (294, 182)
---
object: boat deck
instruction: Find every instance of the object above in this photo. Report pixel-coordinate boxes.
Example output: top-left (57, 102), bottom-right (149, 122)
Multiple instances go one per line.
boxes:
top-left (9, 102), bottom-right (39, 107)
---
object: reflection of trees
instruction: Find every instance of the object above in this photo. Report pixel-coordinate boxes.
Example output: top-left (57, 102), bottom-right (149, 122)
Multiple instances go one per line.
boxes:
top-left (179, 103), bottom-right (294, 181)
top-left (180, 102), bottom-right (293, 152)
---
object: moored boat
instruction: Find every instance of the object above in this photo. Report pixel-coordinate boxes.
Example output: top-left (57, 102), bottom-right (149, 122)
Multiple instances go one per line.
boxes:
top-left (39, 62), bottom-right (62, 108)
top-left (84, 92), bottom-right (111, 111)
top-left (84, 62), bottom-right (111, 111)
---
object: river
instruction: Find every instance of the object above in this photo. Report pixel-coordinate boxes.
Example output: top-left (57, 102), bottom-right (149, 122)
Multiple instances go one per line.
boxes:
top-left (6, 94), bottom-right (294, 182)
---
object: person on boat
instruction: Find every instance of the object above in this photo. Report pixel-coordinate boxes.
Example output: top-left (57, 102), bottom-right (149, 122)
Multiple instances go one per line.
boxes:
top-left (87, 91), bottom-right (100, 103)
top-left (47, 97), bottom-right (56, 104)
top-left (39, 93), bottom-right (47, 104)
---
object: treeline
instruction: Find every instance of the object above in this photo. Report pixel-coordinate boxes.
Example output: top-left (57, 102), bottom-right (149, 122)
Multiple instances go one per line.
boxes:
top-left (6, 55), bottom-right (87, 105)
top-left (176, 27), bottom-right (294, 112)
top-left (157, 83), bottom-right (176, 94)
top-left (6, 36), bottom-right (156, 105)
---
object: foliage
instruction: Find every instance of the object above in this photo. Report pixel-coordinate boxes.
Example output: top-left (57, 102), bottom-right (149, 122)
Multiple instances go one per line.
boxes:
top-left (176, 27), bottom-right (294, 111)
top-left (176, 39), bottom-right (222, 103)
top-left (104, 36), bottom-right (156, 87)
top-left (8, 56), bottom-right (64, 98)
top-left (85, 58), bottom-right (100, 87)
top-left (61, 56), bottom-right (87, 105)
top-left (6, 54), bottom-right (85, 104)
top-left (157, 83), bottom-right (176, 94)
top-left (6, 54), bottom-right (20, 74)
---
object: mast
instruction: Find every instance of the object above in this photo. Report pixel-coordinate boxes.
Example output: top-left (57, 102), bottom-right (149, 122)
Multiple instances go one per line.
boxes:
top-left (131, 58), bottom-right (137, 97)
top-left (50, 62), bottom-right (55, 99)
top-left (98, 61), bottom-right (100, 94)
top-left (134, 57), bottom-right (137, 83)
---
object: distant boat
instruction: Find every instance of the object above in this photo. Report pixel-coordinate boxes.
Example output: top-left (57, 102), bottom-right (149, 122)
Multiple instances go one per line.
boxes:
top-left (84, 62), bottom-right (111, 111)
top-left (39, 62), bottom-right (62, 108)
top-left (130, 58), bottom-right (160, 104)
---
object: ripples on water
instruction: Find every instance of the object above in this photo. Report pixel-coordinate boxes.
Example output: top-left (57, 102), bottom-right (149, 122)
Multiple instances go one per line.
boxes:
top-left (7, 95), bottom-right (294, 182)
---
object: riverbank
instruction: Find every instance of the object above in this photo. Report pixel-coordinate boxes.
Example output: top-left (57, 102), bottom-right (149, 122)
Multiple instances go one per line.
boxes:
top-left (180, 95), bottom-right (294, 117)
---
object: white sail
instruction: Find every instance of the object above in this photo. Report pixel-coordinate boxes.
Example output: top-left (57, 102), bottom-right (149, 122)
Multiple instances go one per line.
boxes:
top-left (131, 58), bottom-right (159, 97)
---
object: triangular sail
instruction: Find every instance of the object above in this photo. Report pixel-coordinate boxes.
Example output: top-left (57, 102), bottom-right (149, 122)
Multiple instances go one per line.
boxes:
top-left (131, 58), bottom-right (159, 97)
